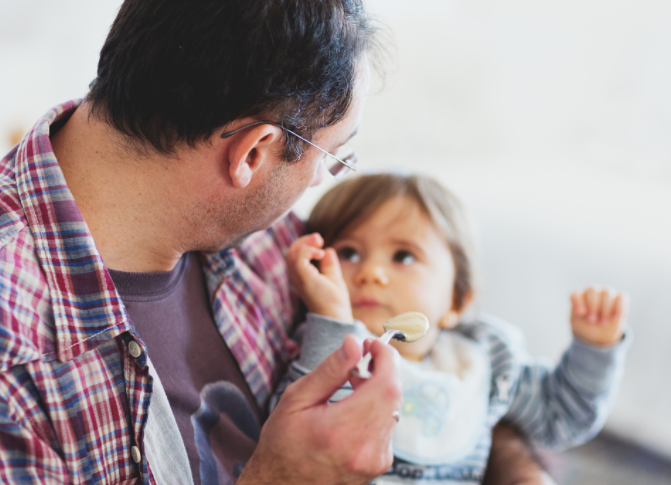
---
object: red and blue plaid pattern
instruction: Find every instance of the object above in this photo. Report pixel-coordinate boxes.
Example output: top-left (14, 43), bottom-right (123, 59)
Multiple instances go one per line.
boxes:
top-left (0, 101), bottom-right (302, 483)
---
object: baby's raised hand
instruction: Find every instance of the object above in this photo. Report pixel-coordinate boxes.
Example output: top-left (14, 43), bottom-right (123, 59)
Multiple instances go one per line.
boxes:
top-left (570, 286), bottom-right (628, 346)
top-left (286, 233), bottom-right (353, 322)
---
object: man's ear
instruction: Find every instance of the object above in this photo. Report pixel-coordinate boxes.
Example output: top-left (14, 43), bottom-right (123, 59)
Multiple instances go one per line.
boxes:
top-left (438, 290), bottom-right (474, 330)
top-left (226, 124), bottom-right (283, 189)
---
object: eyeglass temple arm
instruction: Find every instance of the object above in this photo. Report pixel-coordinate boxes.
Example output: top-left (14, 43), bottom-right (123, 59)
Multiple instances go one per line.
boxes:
top-left (221, 121), bottom-right (357, 171)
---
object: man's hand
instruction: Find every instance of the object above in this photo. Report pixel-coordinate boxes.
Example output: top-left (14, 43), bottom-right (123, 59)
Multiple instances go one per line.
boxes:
top-left (570, 286), bottom-right (629, 346)
top-left (239, 334), bottom-right (402, 485)
top-left (286, 233), bottom-right (353, 321)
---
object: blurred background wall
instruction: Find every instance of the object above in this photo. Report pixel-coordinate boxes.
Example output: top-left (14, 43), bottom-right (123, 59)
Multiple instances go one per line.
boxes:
top-left (1, 0), bottom-right (670, 467)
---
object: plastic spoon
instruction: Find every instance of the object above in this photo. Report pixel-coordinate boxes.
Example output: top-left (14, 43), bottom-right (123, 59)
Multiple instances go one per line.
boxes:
top-left (352, 312), bottom-right (429, 378)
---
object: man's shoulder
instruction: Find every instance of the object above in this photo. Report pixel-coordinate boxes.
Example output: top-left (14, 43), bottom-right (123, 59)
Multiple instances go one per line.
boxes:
top-left (0, 153), bottom-right (56, 371)
top-left (0, 237), bottom-right (56, 372)
top-left (0, 145), bottom-right (28, 247)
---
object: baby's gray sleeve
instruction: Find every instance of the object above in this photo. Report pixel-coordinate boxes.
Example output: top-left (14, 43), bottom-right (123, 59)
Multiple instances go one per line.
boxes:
top-left (297, 313), bottom-right (369, 369)
top-left (504, 330), bottom-right (632, 451)
top-left (268, 313), bottom-right (368, 412)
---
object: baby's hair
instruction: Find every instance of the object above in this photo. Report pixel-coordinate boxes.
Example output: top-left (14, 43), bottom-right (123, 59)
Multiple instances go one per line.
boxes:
top-left (307, 172), bottom-right (475, 312)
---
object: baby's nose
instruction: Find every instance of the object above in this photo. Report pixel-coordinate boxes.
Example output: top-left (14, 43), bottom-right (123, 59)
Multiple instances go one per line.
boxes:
top-left (354, 263), bottom-right (389, 286)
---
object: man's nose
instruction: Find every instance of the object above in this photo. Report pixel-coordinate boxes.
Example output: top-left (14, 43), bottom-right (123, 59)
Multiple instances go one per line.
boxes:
top-left (354, 261), bottom-right (389, 286)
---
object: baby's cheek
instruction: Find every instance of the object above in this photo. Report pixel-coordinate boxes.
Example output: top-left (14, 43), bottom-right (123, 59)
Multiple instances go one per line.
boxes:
top-left (352, 309), bottom-right (388, 336)
top-left (409, 292), bottom-right (439, 318)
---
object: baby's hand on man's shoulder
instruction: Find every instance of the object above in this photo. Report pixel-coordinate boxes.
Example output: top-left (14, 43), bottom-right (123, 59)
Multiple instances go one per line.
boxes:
top-left (569, 286), bottom-right (629, 346)
top-left (287, 233), bottom-right (353, 322)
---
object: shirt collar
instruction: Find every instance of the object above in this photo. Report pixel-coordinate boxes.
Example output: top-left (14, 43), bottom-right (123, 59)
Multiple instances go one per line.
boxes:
top-left (16, 100), bottom-right (133, 362)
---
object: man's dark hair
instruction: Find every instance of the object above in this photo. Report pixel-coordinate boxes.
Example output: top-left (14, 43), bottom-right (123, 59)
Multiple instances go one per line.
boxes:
top-left (87, 0), bottom-right (377, 160)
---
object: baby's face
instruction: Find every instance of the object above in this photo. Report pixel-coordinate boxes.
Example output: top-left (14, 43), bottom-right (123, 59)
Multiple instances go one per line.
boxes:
top-left (332, 196), bottom-right (459, 361)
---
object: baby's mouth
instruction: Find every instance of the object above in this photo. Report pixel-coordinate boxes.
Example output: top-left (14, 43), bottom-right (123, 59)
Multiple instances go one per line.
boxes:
top-left (352, 296), bottom-right (382, 309)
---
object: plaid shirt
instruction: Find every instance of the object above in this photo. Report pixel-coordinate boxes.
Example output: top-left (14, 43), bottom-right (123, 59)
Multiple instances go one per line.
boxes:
top-left (0, 100), bottom-right (302, 484)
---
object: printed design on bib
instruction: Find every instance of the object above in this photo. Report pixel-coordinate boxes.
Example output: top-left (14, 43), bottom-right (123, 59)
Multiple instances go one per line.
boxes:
top-left (392, 332), bottom-right (491, 466)
top-left (401, 381), bottom-right (451, 437)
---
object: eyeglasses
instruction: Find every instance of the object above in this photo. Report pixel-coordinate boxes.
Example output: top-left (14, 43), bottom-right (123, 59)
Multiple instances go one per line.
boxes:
top-left (221, 121), bottom-right (357, 181)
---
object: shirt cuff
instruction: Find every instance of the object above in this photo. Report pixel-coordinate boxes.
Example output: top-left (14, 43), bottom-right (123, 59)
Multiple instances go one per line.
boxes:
top-left (563, 327), bottom-right (632, 394)
top-left (296, 313), bottom-right (369, 371)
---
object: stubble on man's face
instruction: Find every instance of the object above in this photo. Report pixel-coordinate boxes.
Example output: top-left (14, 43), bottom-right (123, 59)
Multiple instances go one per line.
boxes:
top-left (192, 157), bottom-right (303, 252)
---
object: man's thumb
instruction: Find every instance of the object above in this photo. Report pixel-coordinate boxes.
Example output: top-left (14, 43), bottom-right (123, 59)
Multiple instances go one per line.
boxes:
top-left (286, 334), bottom-right (361, 407)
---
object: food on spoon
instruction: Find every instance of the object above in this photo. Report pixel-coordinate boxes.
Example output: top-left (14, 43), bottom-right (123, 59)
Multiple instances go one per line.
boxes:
top-left (352, 312), bottom-right (431, 379)
top-left (383, 312), bottom-right (429, 343)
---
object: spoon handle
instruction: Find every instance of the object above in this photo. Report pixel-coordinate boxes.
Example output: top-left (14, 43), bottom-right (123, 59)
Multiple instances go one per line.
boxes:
top-left (351, 330), bottom-right (401, 379)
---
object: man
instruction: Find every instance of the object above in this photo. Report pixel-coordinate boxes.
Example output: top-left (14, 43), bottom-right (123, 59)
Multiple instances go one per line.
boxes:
top-left (0, 0), bottom-right (554, 483)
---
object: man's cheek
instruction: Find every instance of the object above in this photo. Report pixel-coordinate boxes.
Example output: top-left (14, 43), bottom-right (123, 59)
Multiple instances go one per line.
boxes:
top-left (310, 162), bottom-right (327, 187)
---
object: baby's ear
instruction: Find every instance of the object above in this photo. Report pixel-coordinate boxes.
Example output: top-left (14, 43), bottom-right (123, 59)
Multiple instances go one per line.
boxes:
top-left (438, 310), bottom-right (460, 330)
top-left (439, 291), bottom-right (474, 329)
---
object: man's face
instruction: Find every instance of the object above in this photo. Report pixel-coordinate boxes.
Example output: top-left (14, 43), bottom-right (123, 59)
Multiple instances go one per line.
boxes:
top-left (209, 61), bottom-right (370, 250)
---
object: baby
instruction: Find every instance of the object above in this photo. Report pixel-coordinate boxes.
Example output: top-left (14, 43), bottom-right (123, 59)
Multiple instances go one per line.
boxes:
top-left (274, 172), bottom-right (631, 484)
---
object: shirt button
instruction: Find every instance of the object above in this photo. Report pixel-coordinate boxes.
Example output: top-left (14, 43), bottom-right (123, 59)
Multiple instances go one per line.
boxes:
top-left (131, 445), bottom-right (142, 464)
top-left (128, 340), bottom-right (143, 359)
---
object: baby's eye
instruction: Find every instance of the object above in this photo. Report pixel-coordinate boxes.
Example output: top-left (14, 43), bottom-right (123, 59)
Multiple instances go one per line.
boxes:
top-left (337, 246), bottom-right (360, 263)
top-left (393, 250), bottom-right (415, 265)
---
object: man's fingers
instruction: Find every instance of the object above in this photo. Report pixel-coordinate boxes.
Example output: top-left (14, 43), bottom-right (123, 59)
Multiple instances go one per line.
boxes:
top-left (349, 340), bottom-right (402, 400)
top-left (339, 340), bottom-right (402, 466)
top-left (361, 338), bottom-right (375, 358)
top-left (366, 339), bottom-right (402, 383)
top-left (281, 335), bottom-right (362, 409)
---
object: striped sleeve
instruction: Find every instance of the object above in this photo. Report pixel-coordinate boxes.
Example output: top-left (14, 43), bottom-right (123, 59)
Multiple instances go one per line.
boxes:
top-left (503, 331), bottom-right (631, 451)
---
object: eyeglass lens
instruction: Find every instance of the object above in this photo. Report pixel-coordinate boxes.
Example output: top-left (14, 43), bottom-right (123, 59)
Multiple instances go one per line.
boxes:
top-left (329, 152), bottom-right (358, 181)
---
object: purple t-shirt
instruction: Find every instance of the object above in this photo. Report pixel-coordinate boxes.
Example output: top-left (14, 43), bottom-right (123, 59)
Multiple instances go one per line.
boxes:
top-left (109, 252), bottom-right (260, 485)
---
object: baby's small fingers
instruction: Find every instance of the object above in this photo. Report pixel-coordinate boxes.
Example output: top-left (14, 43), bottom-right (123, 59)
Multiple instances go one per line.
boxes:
top-left (612, 293), bottom-right (630, 324)
top-left (598, 288), bottom-right (617, 323)
top-left (570, 291), bottom-right (587, 316)
top-left (291, 233), bottom-right (324, 252)
top-left (585, 286), bottom-right (602, 322)
top-left (288, 235), bottom-right (317, 260)
top-left (305, 232), bottom-right (324, 248)
top-left (320, 248), bottom-right (344, 279)
top-left (296, 242), bottom-right (325, 262)
top-left (290, 246), bottom-right (325, 284)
